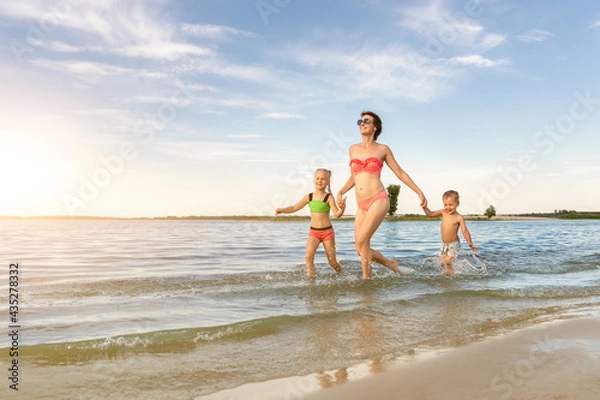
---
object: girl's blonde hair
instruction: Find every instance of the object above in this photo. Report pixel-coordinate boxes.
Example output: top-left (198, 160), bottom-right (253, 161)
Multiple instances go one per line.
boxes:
top-left (315, 168), bottom-right (332, 194)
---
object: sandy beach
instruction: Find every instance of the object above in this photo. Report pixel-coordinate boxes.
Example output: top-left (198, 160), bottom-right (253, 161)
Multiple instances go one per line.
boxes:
top-left (307, 317), bottom-right (600, 400)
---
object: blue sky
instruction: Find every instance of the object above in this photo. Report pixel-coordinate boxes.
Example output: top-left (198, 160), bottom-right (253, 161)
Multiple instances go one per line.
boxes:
top-left (1, 0), bottom-right (599, 217)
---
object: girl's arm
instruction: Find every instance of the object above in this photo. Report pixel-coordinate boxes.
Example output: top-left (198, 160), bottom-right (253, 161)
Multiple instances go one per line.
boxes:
top-left (459, 216), bottom-right (478, 251)
top-left (383, 145), bottom-right (428, 208)
top-left (329, 193), bottom-right (346, 218)
top-left (275, 195), bottom-right (308, 216)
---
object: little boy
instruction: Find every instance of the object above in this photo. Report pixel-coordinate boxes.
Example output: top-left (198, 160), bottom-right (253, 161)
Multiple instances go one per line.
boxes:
top-left (422, 190), bottom-right (477, 275)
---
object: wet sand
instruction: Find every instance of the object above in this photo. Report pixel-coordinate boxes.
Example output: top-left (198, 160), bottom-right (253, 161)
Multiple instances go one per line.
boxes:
top-left (306, 317), bottom-right (600, 400)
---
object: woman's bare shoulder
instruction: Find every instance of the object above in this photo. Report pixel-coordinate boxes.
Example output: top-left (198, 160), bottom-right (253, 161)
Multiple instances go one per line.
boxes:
top-left (349, 143), bottom-right (362, 156)
top-left (377, 143), bottom-right (393, 159)
top-left (378, 142), bottom-right (391, 152)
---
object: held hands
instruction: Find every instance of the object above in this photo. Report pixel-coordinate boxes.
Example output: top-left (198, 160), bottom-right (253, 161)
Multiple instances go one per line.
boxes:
top-left (336, 193), bottom-right (346, 208)
top-left (419, 193), bottom-right (428, 208)
top-left (335, 196), bottom-right (347, 218)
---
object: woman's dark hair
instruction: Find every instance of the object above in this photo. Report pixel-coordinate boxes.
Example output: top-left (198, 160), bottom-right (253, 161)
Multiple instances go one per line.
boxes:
top-left (361, 110), bottom-right (382, 140)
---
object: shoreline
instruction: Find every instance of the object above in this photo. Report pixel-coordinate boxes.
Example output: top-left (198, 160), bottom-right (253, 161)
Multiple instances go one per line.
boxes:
top-left (2, 214), bottom-right (599, 221)
top-left (197, 314), bottom-right (600, 400)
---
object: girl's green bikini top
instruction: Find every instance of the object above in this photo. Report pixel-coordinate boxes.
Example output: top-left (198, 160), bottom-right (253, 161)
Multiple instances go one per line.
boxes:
top-left (308, 193), bottom-right (331, 213)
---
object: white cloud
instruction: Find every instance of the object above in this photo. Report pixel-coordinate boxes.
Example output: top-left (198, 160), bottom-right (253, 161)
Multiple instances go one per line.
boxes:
top-left (397, 0), bottom-right (497, 51)
top-left (227, 134), bottom-right (262, 139)
top-left (0, 1), bottom-right (154, 44)
top-left (283, 43), bottom-right (467, 103)
top-left (479, 33), bottom-right (507, 50)
top-left (193, 94), bottom-right (277, 110)
top-left (180, 23), bottom-right (257, 40)
top-left (173, 80), bottom-right (217, 93)
top-left (259, 113), bottom-right (304, 119)
top-left (28, 59), bottom-right (169, 81)
top-left (47, 40), bottom-right (86, 53)
top-left (267, 2), bottom-right (510, 104)
top-left (115, 42), bottom-right (214, 60)
top-left (177, 58), bottom-right (278, 84)
top-left (399, 1), bottom-right (482, 37)
top-left (174, 58), bottom-right (311, 103)
top-left (123, 96), bottom-right (176, 104)
top-left (518, 29), bottom-right (554, 43)
top-left (0, 1), bottom-right (215, 60)
top-left (30, 59), bottom-right (128, 76)
top-left (448, 54), bottom-right (511, 68)
top-left (589, 21), bottom-right (600, 29)
top-left (0, 3), bottom-right (46, 20)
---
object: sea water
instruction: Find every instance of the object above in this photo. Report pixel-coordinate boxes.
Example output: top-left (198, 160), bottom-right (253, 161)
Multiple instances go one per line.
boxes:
top-left (0, 219), bottom-right (599, 399)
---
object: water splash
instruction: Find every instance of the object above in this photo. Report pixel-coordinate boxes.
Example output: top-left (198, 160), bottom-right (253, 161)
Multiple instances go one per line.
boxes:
top-left (417, 252), bottom-right (488, 277)
top-left (453, 253), bottom-right (488, 275)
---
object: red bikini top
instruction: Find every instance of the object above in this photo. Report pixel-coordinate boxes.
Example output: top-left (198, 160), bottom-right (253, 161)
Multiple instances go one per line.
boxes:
top-left (350, 157), bottom-right (383, 175)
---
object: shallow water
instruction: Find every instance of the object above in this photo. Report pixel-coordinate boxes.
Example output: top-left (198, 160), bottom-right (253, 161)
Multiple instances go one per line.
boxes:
top-left (1, 219), bottom-right (599, 398)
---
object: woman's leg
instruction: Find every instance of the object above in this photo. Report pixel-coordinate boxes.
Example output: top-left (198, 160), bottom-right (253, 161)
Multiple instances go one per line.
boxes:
top-left (354, 197), bottom-right (390, 278)
top-left (323, 238), bottom-right (343, 273)
top-left (353, 210), bottom-right (368, 277)
top-left (305, 236), bottom-right (321, 277)
top-left (372, 249), bottom-right (402, 275)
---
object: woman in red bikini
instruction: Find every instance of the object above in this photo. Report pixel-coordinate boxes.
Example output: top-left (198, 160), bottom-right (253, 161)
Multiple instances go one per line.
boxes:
top-left (336, 111), bottom-right (428, 279)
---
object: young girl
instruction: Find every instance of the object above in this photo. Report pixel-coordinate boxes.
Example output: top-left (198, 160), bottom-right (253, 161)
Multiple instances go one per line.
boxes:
top-left (275, 168), bottom-right (346, 277)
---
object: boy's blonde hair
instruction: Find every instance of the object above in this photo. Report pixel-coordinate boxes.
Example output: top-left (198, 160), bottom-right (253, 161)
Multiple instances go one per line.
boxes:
top-left (443, 190), bottom-right (460, 203)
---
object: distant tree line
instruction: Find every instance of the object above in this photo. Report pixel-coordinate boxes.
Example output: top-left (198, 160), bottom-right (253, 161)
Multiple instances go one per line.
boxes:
top-left (554, 209), bottom-right (577, 214)
top-left (521, 210), bottom-right (600, 219)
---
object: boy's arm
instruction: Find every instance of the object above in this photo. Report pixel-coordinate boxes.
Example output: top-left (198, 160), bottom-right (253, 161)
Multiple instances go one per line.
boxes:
top-left (422, 207), bottom-right (443, 217)
top-left (459, 216), bottom-right (477, 251)
top-left (275, 195), bottom-right (308, 216)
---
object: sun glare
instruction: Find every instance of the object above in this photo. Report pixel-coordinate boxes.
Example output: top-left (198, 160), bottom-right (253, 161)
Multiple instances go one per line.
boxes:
top-left (0, 134), bottom-right (72, 216)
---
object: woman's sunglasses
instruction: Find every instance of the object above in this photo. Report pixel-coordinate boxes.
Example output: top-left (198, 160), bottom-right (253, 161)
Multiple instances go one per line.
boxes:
top-left (357, 118), bottom-right (373, 126)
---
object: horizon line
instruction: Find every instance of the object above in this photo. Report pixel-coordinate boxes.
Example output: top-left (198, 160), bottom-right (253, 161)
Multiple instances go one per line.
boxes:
top-left (1, 211), bottom-right (599, 221)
